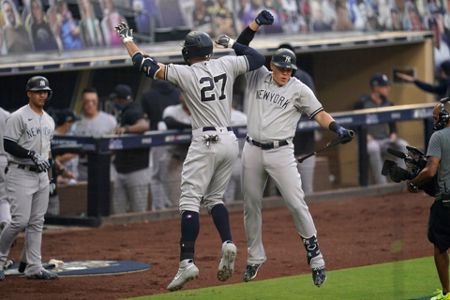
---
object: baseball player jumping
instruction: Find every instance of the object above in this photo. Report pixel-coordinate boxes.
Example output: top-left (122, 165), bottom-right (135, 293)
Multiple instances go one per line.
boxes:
top-left (218, 11), bottom-right (353, 286)
top-left (0, 76), bottom-right (57, 280)
top-left (115, 22), bottom-right (265, 291)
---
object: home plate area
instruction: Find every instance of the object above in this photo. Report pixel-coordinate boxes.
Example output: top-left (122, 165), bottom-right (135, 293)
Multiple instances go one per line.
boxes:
top-left (5, 259), bottom-right (150, 277)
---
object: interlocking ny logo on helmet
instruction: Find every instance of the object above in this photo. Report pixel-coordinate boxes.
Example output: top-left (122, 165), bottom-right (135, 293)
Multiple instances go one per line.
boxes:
top-left (272, 48), bottom-right (297, 71)
top-left (181, 31), bottom-right (213, 64)
top-left (26, 76), bottom-right (52, 92)
top-left (26, 76), bottom-right (53, 100)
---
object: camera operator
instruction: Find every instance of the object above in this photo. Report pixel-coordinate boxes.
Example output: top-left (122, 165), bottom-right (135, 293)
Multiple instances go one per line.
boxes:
top-left (408, 100), bottom-right (450, 300)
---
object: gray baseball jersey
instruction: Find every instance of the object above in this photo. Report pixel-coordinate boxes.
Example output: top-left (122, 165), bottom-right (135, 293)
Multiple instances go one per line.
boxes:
top-left (74, 111), bottom-right (117, 137)
top-left (163, 55), bottom-right (250, 213)
top-left (4, 104), bottom-right (55, 164)
top-left (164, 55), bottom-right (249, 129)
top-left (244, 66), bottom-right (323, 142)
top-left (241, 67), bottom-right (325, 270)
top-left (0, 103), bottom-right (54, 276)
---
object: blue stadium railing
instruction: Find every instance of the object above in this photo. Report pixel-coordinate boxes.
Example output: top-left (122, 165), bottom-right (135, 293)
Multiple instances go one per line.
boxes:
top-left (48, 103), bottom-right (435, 226)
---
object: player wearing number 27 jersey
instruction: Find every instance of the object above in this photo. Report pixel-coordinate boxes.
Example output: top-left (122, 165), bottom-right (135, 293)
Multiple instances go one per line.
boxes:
top-left (115, 22), bottom-right (265, 291)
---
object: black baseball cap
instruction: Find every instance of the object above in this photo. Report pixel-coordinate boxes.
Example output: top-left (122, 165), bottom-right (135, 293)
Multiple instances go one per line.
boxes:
top-left (370, 73), bottom-right (390, 87)
top-left (54, 109), bottom-right (80, 126)
top-left (110, 84), bottom-right (132, 101)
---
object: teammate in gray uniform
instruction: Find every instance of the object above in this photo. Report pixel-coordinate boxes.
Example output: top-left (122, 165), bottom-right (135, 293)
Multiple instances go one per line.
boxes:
top-left (222, 11), bottom-right (353, 286)
top-left (407, 100), bottom-right (450, 300)
top-left (74, 88), bottom-right (117, 181)
top-left (0, 107), bottom-right (11, 231)
top-left (115, 21), bottom-right (265, 291)
top-left (0, 76), bottom-right (57, 280)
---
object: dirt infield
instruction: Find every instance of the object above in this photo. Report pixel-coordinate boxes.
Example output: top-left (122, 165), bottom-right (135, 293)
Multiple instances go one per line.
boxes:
top-left (2, 191), bottom-right (435, 300)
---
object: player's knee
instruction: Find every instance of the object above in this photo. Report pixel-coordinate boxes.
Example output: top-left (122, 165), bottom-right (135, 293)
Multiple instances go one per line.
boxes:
top-left (132, 52), bottom-right (161, 79)
top-left (9, 218), bottom-right (28, 231)
top-left (204, 198), bottom-right (224, 213)
top-left (179, 199), bottom-right (200, 213)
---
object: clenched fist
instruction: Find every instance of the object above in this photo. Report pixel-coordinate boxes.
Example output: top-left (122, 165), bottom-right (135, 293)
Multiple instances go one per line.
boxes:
top-left (255, 10), bottom-right (274, 26)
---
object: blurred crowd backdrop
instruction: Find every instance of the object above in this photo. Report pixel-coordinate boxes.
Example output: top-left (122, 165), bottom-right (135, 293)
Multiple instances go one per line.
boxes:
top-left (0, 0), bottom-right (450, 55)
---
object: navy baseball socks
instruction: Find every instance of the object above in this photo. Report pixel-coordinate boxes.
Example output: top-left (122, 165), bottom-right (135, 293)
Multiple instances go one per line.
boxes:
top-left (167, 211), bottom-right (200, 291)
top-left (211, 204), bottom-right (237, 281)
top-left (302, 235), bottom-right (327, 287)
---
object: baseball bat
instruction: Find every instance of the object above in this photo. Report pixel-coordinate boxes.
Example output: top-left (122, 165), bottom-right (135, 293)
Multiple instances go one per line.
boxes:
top-left (297, 130), bottom-right (355, 163)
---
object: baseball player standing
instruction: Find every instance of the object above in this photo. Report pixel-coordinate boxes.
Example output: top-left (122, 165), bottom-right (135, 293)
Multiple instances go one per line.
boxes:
top-left (220, 11), bottom-right (353, 286)
top-left (0, 106), bottom-right (11, 231)
top-left (115, 21), bottom-right (265, 291)
top-left (0, 76), bottom-right (57, 280)
top-left (407, 100), bottom-right (450, 300)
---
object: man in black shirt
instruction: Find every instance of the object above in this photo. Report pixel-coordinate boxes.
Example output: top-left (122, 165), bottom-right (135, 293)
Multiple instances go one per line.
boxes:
top-left (111, 84), bottom-right (150, 213)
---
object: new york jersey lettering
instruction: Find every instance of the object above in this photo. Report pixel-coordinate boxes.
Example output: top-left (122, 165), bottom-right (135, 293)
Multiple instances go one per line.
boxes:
top-left (256, 89), bottom-right (290, 109)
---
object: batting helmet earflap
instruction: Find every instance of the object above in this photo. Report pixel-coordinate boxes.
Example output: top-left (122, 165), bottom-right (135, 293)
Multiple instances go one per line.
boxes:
top-left (271, 48), bottom-right (298, 71)
top-left (182, 31), bottom-right (213, 64)
top-left (434, 97), bottom-right (450, 130)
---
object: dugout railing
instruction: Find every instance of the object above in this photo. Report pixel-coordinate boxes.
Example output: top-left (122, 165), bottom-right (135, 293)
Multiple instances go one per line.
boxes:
top-left (47, 103), bottom-right (435, 226)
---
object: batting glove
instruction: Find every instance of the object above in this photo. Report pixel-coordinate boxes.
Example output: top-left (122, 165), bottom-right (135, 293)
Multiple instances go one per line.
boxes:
top-left (28, 150), bottom-right (51, 172)
top-left (115, 21), bottom-right (134, 43)
top-left (255, 10), bottom-right (274, 26)
top-left (336, 127), bottom-right (353, 143)
top-left (329, 122), bottom-right (353, 144)
top-left (215, 34), bottom-right (235, 48)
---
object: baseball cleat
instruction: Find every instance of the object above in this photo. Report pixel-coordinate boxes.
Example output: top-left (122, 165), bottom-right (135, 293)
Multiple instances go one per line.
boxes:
top-left (243, 263), bottom-right (262, 282)
top-left (430, 289), bottom-right (450, 300)
top-left (312, 266), bottom-right (326, 287)
top-left (4, 259), bottom-right (14, 270)
top-left (217, 241), bottom-right (237, 281)
top-left (18, 261), bottom-right (55, 273)
top-left (26, 269), bottom-right (58, 280)
top-left (167, 259), bottom-right (199, 291)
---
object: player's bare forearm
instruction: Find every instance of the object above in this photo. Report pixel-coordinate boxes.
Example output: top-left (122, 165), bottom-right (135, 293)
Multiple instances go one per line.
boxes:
top-left (122, 40), bottom-right (142, 58)
top-left (128, 118), bottom-right (150, 133)
top-left (314, 111), bottom-right (335, 129)
top-left (248, 21), bottom-right (260, 32)
top-left (409, 156), bottom-right (439, 187)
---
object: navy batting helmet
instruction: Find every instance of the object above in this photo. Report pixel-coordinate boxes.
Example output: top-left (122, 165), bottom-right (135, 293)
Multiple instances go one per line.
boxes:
top-left (26, 76), bottom-right (52, 100)
top-left (182, 31), bottom-right (213, 64)
top-left (271, 48), bottom-right (298, 70)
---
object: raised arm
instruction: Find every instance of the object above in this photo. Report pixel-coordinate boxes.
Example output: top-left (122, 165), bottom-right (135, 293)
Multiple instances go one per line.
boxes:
top-left (236, 10), bottom-right (274, 47)
top-left (215, 36), bottom-right (265, 71)
top-left (214, 11), bottom-right (272, 72)
top-left (115, 22), bottom-right (166, 80)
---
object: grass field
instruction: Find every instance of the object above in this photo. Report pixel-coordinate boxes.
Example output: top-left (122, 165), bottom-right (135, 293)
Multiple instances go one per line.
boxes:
top-left (130, 257), bottom-right (440, 300)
